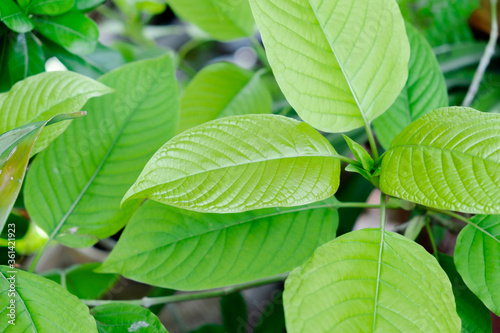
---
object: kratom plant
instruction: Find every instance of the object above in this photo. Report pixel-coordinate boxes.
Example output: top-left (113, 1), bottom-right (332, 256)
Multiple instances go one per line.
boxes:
top-left (0, 0), bottom-right (499, 332)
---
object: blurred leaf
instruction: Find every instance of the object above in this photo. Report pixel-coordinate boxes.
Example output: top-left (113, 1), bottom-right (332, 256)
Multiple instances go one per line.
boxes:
top-left (91, 303), bottom-right (168, 333)
top-left (24, 55), bottom-right (179, 248)
top-left (439, 254), bottom-right (492, 333)
top-left (221, 292), bottom-right (247, 333)
top-left (168, 0), bottom-right (254, 41)
top-left (136, 0), bottom-right (167, 14)
top-left (253, 291), bottom-right (285, 333)
top-left (75, 0), bottom-right (106, 12)
top-left (100, 198), bottom-right (338, 290)
top-left (0, 266), bottom-right (98, 332)
top-left (178, 62), bottom-right (272, 133)
top-left (404, 215), bottom-right (426, 241)
top-left (0, 0), bottom-right (34, 33)
top-left (34, 11), bottom-right (99, 55)
top-left (7, 33), bottom-right (45, 85)
top-left (0, 112), bottom-right (85, 233)
top-left (27, 0), bottom-right (74, 15)
top-left (191, 325), bottom-right (225, 333)
top-left (373, 23), bottom-right (448, 150)
top-left (0, 71), bottom-right (112, 154)
top-left (437, 42), bottom-right (490, 74)
top-left (43, 263), bottom-right (119, 299)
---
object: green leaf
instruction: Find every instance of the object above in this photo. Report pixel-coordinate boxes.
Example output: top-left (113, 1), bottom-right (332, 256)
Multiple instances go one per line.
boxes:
top-left (0, 71), bottom-right (112, 154)
top-left (403, 215), bottom-right (426, 241)
top-left (221, 292), bottom-right (247, 333)
top-left (135, 0), bottom-right (166, 14)
top-left (284, 229), bottom-right (460, 332)
top-left (99, 198), bottom-right (338, 290)
top-left (380, 107), bottom-right (500, 214)
top-left (0, 0), bottom-right (34, 33)
top-left (178, 62), bottom-right (272, 133)
top-left (91, 303), bottom-right (168, 333)
top-left (0, 266), bottom-right (98, 332)
top-left (75, 0), bottom-right (105, 12)
top-left (342, 135), bottom-right (373, 171)
top-left (124, 115), bottom-right (341, 212)
top-left (0, 112), bottom-right (85, 233)
top-left (168, 0), bottom-right (254, 41)
top-left (7, 33), bottom-right (45, 85)
top-left (248, 0), bottom-right (409, 133)
top-left (455, 215), bottom-right (500, 316)
top-left (373, 23), bottom-right (448, 149)
top-left (253, 291), bottom-right (285, 333)
top-left (27, 0), bottom-right (74, 15)
top-left (34, 11), bottom-right (99, 55)
top-left (191, 325), bottom-right (225, 333)
top-left (439, 254), bottom-right (492, 333)
top-left (42, 263), bottom-right (119, 299)
top-left (24, 55), bottom-right (179, 248)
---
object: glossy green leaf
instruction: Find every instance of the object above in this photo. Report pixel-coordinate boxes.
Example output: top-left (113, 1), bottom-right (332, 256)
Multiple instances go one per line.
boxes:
top-left (42, 263), bottom-right (119, 300)
top-left (0, 112), bottom-right (85, 234)
top-left (0, 0), bottom-right (34, 33)
top-left (75, 0), bottom-right (106, 11)
top-left (373, 23), bottom-right (448, 149)
top-left (168, 0), bottom-right (254, 41)
top-left (99, 198), bottom-right (338, 290)
top-left (91, 303), bottom-right (168, 333)
top-left (7, 33), bottom-right (45, 85)
top-left (0, 71), bottom-right (112, 154)
top-left (249, 0), bottom-right (409, 133)
top-left (178, 62), bottom-right (272, 133)
top-left (284, 229), bottom-right (460, 332)
top-left (380, 107), bottom-right (500, 214)
top-left (27, 0), bottom-right (74, 15)
top-left (0, 266), bottom-right (98, 332)
top-left (221, 292), bottom-right (247, 333)
top-left (123, 115), bottom-right (341, 213)
top-left (439, 254), bottom-right (492, 333)
top-left (455, 215), bottom-right (500, 316)
top-left (34, 11), bottom-right (99, 55)
top-left (24, 55), bottom-right (179, 248)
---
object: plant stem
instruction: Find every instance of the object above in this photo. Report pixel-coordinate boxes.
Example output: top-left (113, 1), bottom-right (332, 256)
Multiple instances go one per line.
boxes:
top-left (250, 36), bottom-right (271, 70)
top-left (81, 273), bottom-right (288, 308)
top-left (333, 154), bottom-right (363, 167)
top-left (425, 217), bottom-right (439, 260)
top-left (463, 0), bottom-right (498, 107)
top-left (364, 122), bottom-right (379, 160)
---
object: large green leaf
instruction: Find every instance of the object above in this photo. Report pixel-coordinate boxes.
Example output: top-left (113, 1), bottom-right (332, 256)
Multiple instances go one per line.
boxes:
top-left (0, 112), bottom-right (85, 234)
top-left (178, 62), bottom-right (272, 133)
top-left (27, 0), bottom-right (75, 15)
top-left (0, 0), bottom-right (34, 33)
top-left (99, 198), bottom-right (338, 290)
top-left (284, 229), bottom-right (460, 332)
top-left (168, 0), bottom-right (254, 41)
top-left (42, 263), bottom-right (119, 299)
top-left (373, 23), bottom-right (448, 149)
top-left (0, 266), bottom-right (98, 332)
top-left (34, 11), bottom-right (98, 55)
top-left (455, 215), bottom-right (500, 316)
top-left (248, 0), bottom-right (409, 133)
top-left (439, 254), bottom-right (492, 333)
top-left (0, 71), bottom-right (112, 154)
top-left (7, 33), bottom-right (45, 86)
top-left (380, 107), bottom-right (500, 214)
top-left (24, 55), bottom-right (179, 248)
top-left (91, 303), bottom-right (167, 333)
top-left (123, 115), bottom-right (341, 213)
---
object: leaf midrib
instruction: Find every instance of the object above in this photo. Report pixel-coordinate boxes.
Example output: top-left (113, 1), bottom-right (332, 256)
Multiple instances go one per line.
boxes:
top-left (131, 152), bottom-right (338, 200)
top-left (107, 203), bottom-right (338, 266)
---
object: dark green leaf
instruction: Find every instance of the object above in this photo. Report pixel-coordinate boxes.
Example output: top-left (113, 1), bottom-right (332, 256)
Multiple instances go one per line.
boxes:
top-left (34, 11), bottom-right (98, 55)
top-left (191, 325), bottom-right (225, 333)
top-left (0, 0), bottom-right (34, 33)
top-left (253, 291), bottom-right (285, 333)
top-left (221, 292), bottom-right (247, 333)
top-left (439, 254), bottom-right (492, 333)
top-left (91, 303), bottom-right (168, 333)
top-left (7, 33), bottom-right (45, 85)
